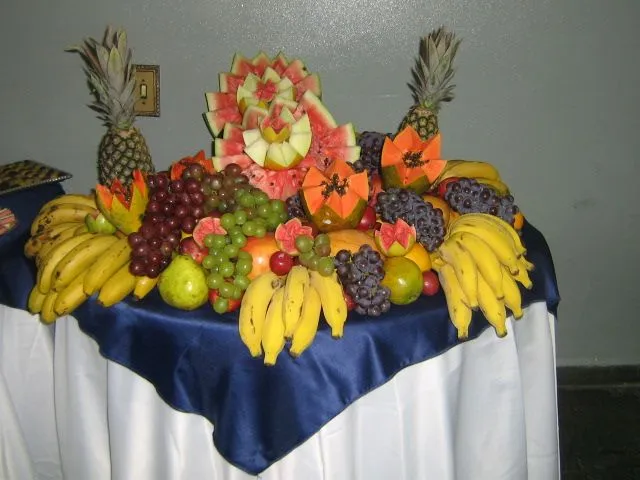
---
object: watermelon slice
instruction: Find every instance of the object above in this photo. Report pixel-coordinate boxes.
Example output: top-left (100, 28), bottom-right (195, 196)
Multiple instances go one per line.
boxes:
top-left (214, 138), bottom-right (245, 156)
top-left (219, 73), bottom-right (245, 93)
top-left (222, 123), bottom-right (245, 142)
top-left (282, 59), bottom-right (308, 84)
top-left (205, 92), bottom-right (236, 111)
top-left (271, 52), bottom-right (289, 75)
top-left (230, 53), bottom-right (256, 76)
top-left (294, 74), bottom-right (322, 100)
top-left (204, 107), bottom-right (243, 137)
top-left (298, 91), bottom-right (337, 134)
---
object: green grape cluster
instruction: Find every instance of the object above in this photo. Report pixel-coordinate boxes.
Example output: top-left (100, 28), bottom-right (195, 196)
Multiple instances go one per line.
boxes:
top-left (202, 231), bottom-right (253, 314)
top-left (295, 233), bottom-right (336, 277)
top-left (228, 187), bottom-right (289, 234)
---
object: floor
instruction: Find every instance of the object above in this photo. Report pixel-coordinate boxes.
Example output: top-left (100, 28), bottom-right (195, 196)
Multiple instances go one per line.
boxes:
top-left (558, 366), bottom-right (640, 479)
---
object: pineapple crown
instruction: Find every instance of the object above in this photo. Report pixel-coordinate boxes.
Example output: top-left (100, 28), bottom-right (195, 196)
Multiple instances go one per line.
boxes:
top-left (409, 26), bottom-right (462, 113)
top-left (66, 26), bottom-right (138, 129)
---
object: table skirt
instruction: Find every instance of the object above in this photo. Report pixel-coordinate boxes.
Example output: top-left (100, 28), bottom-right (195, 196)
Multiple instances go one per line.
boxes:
top-left (0, 301), bottom-right (559, 480)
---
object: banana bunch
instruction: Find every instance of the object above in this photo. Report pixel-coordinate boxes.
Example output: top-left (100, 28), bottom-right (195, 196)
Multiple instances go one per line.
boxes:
top-left (25, 193), bottom-right (156, 323)
top-left (435, 160), bottom-right (511, 195)
top-left (238, 266), bottom-right (347, 365)
top-left (432, 213), bottom-right (534, 339)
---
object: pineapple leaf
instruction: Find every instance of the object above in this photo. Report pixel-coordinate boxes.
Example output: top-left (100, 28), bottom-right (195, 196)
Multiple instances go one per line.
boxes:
top-left (107, 47), bottom-right (125, 93)
top-left (117, 31), bottom-right (128, 66)
top-left (96, 45), bottom-right (110, 73)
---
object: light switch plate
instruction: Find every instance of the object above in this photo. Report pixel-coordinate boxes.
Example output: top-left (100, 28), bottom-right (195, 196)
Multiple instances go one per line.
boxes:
top-left (133, 64), bottom-right (160, 117)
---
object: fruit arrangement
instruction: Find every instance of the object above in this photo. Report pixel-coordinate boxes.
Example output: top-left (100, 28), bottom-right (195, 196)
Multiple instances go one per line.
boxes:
top-left (23, 25), bottom-right (536, 366)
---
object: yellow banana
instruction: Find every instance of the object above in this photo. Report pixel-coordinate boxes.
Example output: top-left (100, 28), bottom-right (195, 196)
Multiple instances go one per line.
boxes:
top-left (35, 224), bottom-right (89, 266)
top-left (83, 236), bottom-right (132, 295)
top-left (24, 222), bottom-right (81, 259)
top-left (477, 273), bottom-right (507, 337)
top-left (73, 224), bottom-right (90, 235)
top-left (133, 275), bottom-right (159, 301)
top-left (434, 262), bottom-right (472, 339)
top-left (51, 234), bottom-right (120, 292)
top-left (30, 204), bottom-right (98, 236)
top-left (518, 255), bottom-right (535, 272)
top-left (40, 193), bottom-right (96, 212)
top-left (39, 291), bottom-right (59, 324)
top-left (438, 237), bottom-right (479, 309)
top-left (54, 271), bottom-right (89, 316)
top-left (37, 232), bottom-right (96, 294)
top-left (238, 271), bottom-right (282, 357)
top-left (453, 231), bottom-right (504, 299)
top-left (450, 215), bottom-right (521, 274)
top-left (437, 160), bottom-right (502, 182)
top-left (283, 265), bottom-right (310, 338)
top-left (308, 271), bottom-right (347, 338)
top-left (27, 285), bottom-right (47, 314)
top-left (289, 285), bottom-right (322, 358)
top-left (262, 287), bottom-right (287, 366)
top-left (475, 177), bottom-right (511, 195)
top-left (501, 266), bottom-right (523, 319)
top-left (465, 213), bottom-right (527, 257)
top-left (511, 264), bottom-right (533, 290)
top-left (96, 262), bottom-right (137, 307)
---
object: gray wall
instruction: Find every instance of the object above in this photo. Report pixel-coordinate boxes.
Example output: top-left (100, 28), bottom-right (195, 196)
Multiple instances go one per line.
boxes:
top-left (2, 0), bottom-right (638, 366)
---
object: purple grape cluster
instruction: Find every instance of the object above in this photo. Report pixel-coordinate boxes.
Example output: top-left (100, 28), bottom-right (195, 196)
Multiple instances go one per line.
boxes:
top-left (354, 131), bottom-right (391, 179)
top-left (375, 188), bottom-right (446, 251)
top-left (444, 178), bottom-right (519, 225)
top-left (334, 245), bottom-right (391, 317)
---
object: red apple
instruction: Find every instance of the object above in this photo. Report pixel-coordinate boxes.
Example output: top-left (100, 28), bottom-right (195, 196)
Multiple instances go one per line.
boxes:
top-left (179, 236), bottom-right (208, 264)
top-left (422, 270), bottom-right (440, 296)
top-left (269, 251), bottom-right (294, 275)
top-left (437, 177), bottom-right (460, 199)
top-left (209, 289), bottom-right (241, 312)
top-left (357, 206), bottom-right (377, 231)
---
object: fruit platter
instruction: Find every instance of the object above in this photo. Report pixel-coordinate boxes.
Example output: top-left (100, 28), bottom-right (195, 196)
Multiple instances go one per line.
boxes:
top-left (24, 26), bottom-right (534, 367)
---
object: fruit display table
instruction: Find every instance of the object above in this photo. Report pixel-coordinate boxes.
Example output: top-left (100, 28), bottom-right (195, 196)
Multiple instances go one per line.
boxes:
top-left (1, 185), bottom-right (561, 480)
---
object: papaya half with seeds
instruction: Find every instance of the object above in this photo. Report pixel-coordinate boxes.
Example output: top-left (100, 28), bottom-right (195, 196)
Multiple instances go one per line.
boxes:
top-left (300, 158), bottom-right (369, 232)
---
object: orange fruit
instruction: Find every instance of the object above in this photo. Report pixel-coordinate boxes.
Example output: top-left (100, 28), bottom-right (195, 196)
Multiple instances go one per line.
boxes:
top-left (404, 243), bottom-right (432, 272)
top-left (423, 194), bottom-right (451, 226)
top-left (380, 257), bottom-right (423, 305)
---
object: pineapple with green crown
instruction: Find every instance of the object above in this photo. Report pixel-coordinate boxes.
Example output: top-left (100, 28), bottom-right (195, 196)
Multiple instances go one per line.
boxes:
top-left (399, 27), bottom-right (462, 141)
top-left (67, 26), bottom-right (155, 187)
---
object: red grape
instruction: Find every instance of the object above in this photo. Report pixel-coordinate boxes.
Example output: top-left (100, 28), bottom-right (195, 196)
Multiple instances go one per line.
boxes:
top-left (139, 223), bottom-right (156, 240)
top-left (147, 201), bottom-right (162, 214)
top-left (166, 216), bottom-right (181, 230)
top-left (162, 203), bottom-right (173, 215)
top-left (166, 233), bottom-right (180, 248)
top-left (147, 264), bottom-right (161, 278)
top-left (160, 242), bottom-right (173, 257)
top-left (149, 213), bottom-right (164, 224)
top-left (269, 251), bottom-right (294, 275)
top-left (148, 251), bottom-right (163, 265)
top-left (191, 205), bottom-right (205, 219)
top-left (148, 237), bottom-right (162, 250)
top-left (178, 192), bottom-right (191, 205)
top-left (190, 192), bottom-right (204, 205)
top-left (153, 190), bottom-right (168, 203)
top-left (224, 163), bottom-right (242, 177)
top-left (185, 178), bottom-right (201, 194)
top-left (129, 259), bottom-right (147, 276)
top-left (181, 216), bottom-right (196, 233)
top-left (174, 205), bottom-right (188, 219)
top-left (128, 232), bottom-right (144, 248)
top-left (158, 222), bottom-right (171, 237)
top-left (170, 179), bottom-right (184, 193)
top-left (156, 173), bottom-right (169, 190)
top-left (133, 243), bottom-right (150, 258)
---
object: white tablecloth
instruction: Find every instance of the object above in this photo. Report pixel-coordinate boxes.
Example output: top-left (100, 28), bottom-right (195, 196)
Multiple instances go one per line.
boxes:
top-left (0, 301), bottom-right (559, 480)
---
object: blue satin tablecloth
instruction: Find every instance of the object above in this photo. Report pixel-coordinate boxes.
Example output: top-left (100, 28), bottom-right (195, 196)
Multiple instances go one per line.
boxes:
top-left (0, 185), bottom-right (560, 475)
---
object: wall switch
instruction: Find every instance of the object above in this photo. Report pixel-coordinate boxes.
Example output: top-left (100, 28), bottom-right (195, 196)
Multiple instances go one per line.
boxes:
top-left (133, 65), bottom-right (160, 117)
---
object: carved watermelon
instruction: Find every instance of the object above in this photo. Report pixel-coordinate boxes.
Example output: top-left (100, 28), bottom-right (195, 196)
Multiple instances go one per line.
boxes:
top-left (204, 52), bottom-right (322, 137)
top-left (381, 126), bottom-right (447, 194)
top-left (300, 158), bottom-right (369, 232)
top-left (95, 170), bottom-right (148, 235)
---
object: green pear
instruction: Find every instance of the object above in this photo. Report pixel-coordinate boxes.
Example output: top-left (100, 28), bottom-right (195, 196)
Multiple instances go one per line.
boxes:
top-left (158, 255), bottom-right (209, 310)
